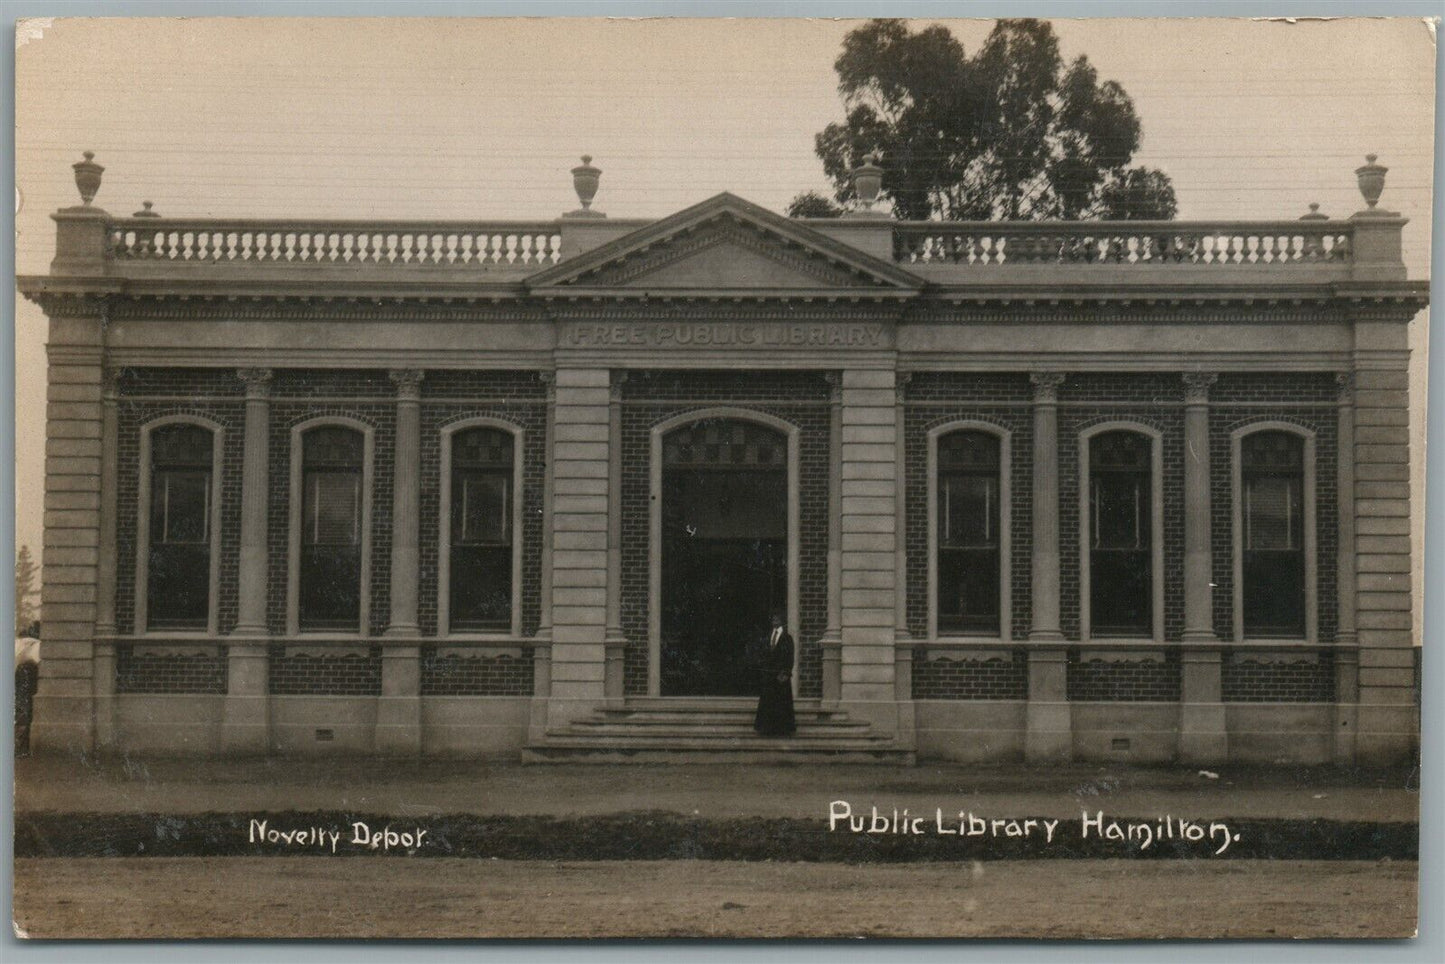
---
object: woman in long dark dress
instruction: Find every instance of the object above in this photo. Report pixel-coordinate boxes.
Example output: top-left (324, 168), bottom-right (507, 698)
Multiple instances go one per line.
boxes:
top-left (754, 613), bottom-right (796, 737)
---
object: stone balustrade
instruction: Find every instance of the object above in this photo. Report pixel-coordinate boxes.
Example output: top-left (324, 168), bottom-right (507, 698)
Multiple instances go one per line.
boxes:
top-left (893, 220), bottom-right (1353, 267)
top-left (108, 219), bottom-right (564, 266)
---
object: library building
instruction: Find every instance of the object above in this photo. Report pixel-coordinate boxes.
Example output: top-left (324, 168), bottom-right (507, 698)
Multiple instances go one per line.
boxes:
top-left (20, 153), bottom-right (1424, 764)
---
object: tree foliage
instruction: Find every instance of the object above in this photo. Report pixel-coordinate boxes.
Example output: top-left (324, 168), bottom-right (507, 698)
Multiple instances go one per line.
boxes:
top-left (806, 19), bottom-right (1177, 221)
top-left (15, 545), bottom-right (39, 637)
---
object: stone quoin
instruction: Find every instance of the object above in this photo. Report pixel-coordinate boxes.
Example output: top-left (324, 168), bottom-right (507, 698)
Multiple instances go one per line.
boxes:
top-left (18, 153), bottom-right (1425, 765)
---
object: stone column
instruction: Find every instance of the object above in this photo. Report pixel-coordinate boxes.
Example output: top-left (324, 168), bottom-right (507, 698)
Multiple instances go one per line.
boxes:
top-left (1179, 372), bottom-right (1226, 764)
top-left (1351, 320), bottom-right (1415, 764)
top-left (385, 369), bottom-right (424, 636)
top-left (603, 372), bottom-right (627, 705)
top-left (32, 302), bottom-right (107, 753)
top-left (223, 368), bottom-right (273, 754)
top-left (92, 368), bottom-right (120, 750)
top-left (377, 369), bottom-right (424, 755)
top-left (838, 368), bottom-right (900, 731)
top-left (1333, 373), bottom-right (1359, 763)
top-left (1026, 372), bottom-right (1069, 763)
top-left (547, 367), bottom-right (611, 726)
top-left (233, 368), bottom-right (273, 635)
top-left (820, 373), bottom-right (843, 707)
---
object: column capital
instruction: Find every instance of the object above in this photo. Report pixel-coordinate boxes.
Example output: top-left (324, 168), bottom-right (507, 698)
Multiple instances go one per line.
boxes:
top-left (1336, 371), bottom-right (1356, 404)
top-left (1029, 371), bottom-right (1066, 402)
top-left (389, 368), bottom-right (425, 400)
top-left (538, 370), bottom-right (556, 402)
top-left (101, 366), bottom-right (121, 400)
top-left (236, 367), bottom-right (274, 400)
top-left (823, 370), bottom-right (842, 399)
top-left (608, 370), bottom-right (628, 403)
top-left (1181, 371), bottom-right (1219, 405)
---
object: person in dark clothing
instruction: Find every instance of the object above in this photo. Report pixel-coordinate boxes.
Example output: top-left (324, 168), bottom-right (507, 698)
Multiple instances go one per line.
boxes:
top-left (753, 612), bottom-right (796, 737)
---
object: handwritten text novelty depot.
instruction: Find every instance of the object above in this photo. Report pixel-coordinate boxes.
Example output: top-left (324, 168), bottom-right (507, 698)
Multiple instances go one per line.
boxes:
top-left (828, 801), bottom-right (1242, 855)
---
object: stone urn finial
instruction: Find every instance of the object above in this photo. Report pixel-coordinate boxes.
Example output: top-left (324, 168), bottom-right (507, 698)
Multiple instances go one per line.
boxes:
top-left (133, 200), bottom-right (160, 219)
top-left (1355, 154), bottom-right (1388, 209)
top-left (572, 155), bottom-right (602, 212)
top-left (72, 151), bottom-right (104, 206)
top-left (852, 152), bottom-right (884, 211)
top-left (1299, 202), bottom-right (1328, 221)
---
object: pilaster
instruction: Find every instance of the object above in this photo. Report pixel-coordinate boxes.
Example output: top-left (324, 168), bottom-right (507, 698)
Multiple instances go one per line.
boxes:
top-left (1179, 372), bottom-right (1226, 764)
top-left (376, 369), bottom-right (424, 755)
top-left (385, 369), bottom-right (424, 636)
top-left (547, 366), bottom-right (611, 725)
top-left (838, 368), bottom-right (899, 729)
top-left (224, 367), bottom-right (273, 753)
top-left (1026, 372), bottom-right (1069, 762)
top-left (92, 367), bottom-right (119, 749)
top-left (1350, 317), bottom-right (1416, 764)
top-left (33, 301), bottom-right (107, 753)
top-left (530, 372), bottom-right (557, 742)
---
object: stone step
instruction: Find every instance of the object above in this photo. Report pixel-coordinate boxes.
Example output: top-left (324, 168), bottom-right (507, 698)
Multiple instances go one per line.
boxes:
top-left (522, 745), bottom-right (916, 765)
top-left (538, 733), bottom-right (898, 750)
top-left (560, 723), bottom-right (874, 738)
top-left (580, 712), bottom-right (868, 729)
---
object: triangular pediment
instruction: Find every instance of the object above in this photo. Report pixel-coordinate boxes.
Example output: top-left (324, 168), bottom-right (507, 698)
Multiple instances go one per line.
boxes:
top-left (526, 193), bottom-right (921, 296)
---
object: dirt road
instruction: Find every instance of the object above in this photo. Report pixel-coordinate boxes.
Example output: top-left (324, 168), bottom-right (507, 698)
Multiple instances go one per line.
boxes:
top-left (14, 857), bottom-right (1417, 939)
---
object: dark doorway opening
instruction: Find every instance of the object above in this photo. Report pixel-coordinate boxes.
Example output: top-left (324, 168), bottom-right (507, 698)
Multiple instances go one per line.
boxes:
top-left (660, 419), bottom-right (788, 696)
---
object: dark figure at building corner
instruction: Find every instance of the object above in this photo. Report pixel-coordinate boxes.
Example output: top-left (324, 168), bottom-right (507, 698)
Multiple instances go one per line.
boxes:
top-left (754, 612), bottom-right (796, 737)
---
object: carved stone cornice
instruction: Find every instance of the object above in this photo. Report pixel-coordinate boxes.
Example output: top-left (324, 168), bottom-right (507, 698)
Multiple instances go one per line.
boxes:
top-left (236, 367), bottom-right (274, 400)
top-left (389, 369), bottom-right (426, 401)
top-left (1029, 371), bottom-right (1066, 402)
top-left (1181, 372), bottom-right (1219, 405)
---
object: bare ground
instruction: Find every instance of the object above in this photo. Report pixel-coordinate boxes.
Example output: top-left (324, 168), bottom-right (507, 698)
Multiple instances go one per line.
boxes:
top-left (13, 857), bottom-right (1418, 939)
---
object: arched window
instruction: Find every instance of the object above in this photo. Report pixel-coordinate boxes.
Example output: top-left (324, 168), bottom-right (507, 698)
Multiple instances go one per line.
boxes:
top-left (936, 430), bottom-right (1001, 635)
top-left (447, 427), bottom-right (515, 633)
top-left (145, 423), bottom-right (215, 631)
top-left (1241, 431), bottom-right (1306, 637)
top-left (1087, 430), bottom-right (1153, 637)
top-left (299, 425), bottom-right (365, 632)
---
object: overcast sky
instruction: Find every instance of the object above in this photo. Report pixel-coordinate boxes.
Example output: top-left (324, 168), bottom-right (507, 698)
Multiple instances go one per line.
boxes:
top-left (13, 17), bottom-right (1435, 611)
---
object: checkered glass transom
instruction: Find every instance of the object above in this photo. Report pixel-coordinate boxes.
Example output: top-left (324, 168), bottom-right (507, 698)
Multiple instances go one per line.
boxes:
top-left (662, 419), bottom-right (785, 469)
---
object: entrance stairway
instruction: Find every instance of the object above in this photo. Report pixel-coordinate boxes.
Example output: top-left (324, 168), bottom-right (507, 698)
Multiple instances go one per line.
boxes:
top-left (523, 697), bottom-right (915, 764)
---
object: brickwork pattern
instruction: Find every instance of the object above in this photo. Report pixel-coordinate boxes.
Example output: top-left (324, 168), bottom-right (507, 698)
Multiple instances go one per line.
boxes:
top-left (1067, 651), bottom-right (1183, 701)
top-left (419, 399), bottom-right (547, 636)
top-left (1209, 383), bottom-right (1339, 642)
top-left (903, 374), bottom-right (1034, 649)
top-left (114, 399), bottom-right (246, 635)
top-left (114, 646), bottom-right (228, 694)
top-left (420, 648), bottom-right (534, 695)
top-left (619, 371), bottom-right (831, 697)
top-left (267, 646), bottom-right (383, 695)
top-left (911, 649), bottom-right (1028, 700)
top-left (1221, 652), bottom-right (1336, 702)
top-left (117, 367), bottom-right (245, 398)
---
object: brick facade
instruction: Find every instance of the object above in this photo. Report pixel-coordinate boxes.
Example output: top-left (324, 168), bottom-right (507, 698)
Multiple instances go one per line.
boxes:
top-left (911, 649), bottom-right (1028, 700)
top-left (1067, 651), bottom-right (1183, 702)
top-left (268, 645), bottom-right (383, 695)
top-left (115, 646), bottom-right (228, 694)
top-left (420, 648), bottom-right (534, 696)
top-left (1221, 651), bottom-right (1336, 702)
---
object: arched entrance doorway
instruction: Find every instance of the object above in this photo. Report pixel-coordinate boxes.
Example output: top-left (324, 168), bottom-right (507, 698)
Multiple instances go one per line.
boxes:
top-left (658, 417), bottom-right (789, 696)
